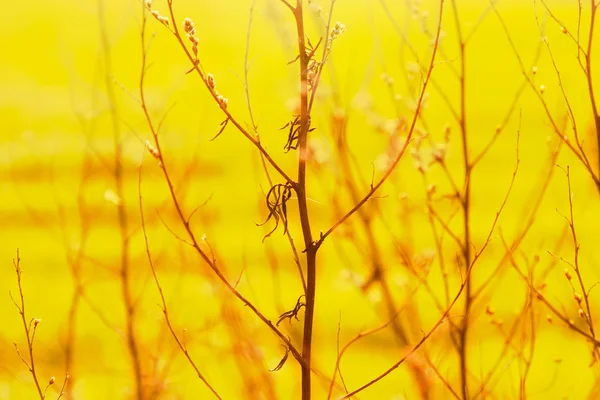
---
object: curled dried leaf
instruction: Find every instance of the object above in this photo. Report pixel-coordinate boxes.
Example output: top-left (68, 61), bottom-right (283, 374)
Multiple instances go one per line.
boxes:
top-left (276, 295), bottom-right (306, 326)
top-left (269, 344), bottom-right (290, 372)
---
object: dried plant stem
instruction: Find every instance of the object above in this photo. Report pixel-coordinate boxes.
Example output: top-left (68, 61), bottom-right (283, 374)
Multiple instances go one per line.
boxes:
top-left (326, 320), bottom-right (393, 399)
top-left (503, 235), bottom-right (600, 346)
top-left (562, 166), bottom-right (599, 359)
top-left (585, 1), bottom-right (600, 181)
top-left (286, 2), bottom-right (317, 398)
top-left (138, 169), bottom-right (222, 399)
top-left (317, 0), bottom-right (445, 247)
top-left (164, 0), bottom-right (294, 187)
top-left (449, 1), bottom-right (472, 397)
top-left (330, 113), bottom-right (439, 396)
top-left (98, 1), bottom-right (143, 397)
top-left (492, 3), bottom-right (600, 191)
top-left (59, 187), bottom-right (89, 399)
top-left (58, 122), bottom-right (94, 398)
top-left (11, 250), bottom-right (44, 399)
top-left (139, 5), bottom-right (303, 370)
top-left (340, 249), bottom-right (475, 398)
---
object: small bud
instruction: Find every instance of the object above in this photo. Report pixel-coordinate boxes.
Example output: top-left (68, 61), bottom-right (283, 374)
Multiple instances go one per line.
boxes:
top-left (485, 306), bottom-right (494, 316)
top-left (578, 309), bottom-right (585, 318)
top-left (565, 269), bottom-right (572, 280)
top-left (546, 314), bottom-right (553, 323)
top-left (539, 84), bottom-right (546, 94)
top-left (183, 18), bottom-right (195, 35)
top-left (329, 21), bottom-right (347, 40)
top-left (561, 26), bottom-right (567, 34)
top-left (217, 95), bottom-right (228, 109)
top-left (145, 140), bottom-right (160, 160)
top-left (34, 319), bottom-right (41, 327)
top-left (144, 0), bottom-right (152, 8)
top-left (574, 292), bottom-right (582, 303)
top-left (532, 66), bottom-right (538, 75)
top-left (207, 73), bottom-right (216, 90)
top-left (49, 376), bottom-right (55, 385)
top-left (157, 15), bottom-right (169, 26)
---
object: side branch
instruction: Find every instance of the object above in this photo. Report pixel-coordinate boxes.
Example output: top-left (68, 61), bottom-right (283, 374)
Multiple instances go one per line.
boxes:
top-left (316, 0), bottom-right (445, 247)
top-left (138, 9), bottom-right (303, 367)
top-left (163, 1), bottom-right (295, 186)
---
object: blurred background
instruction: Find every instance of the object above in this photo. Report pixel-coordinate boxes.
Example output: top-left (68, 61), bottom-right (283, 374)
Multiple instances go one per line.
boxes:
top-left (1, 0), bottom-right (599, 399)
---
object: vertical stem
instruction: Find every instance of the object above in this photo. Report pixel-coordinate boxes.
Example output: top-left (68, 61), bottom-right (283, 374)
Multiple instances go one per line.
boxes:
top-left (458, 53), bottom-right (472, 400)
top-left (585, 1), bottom-right (600, 189)
top-left (451, 1), bottom-right (471, 398)
top-left (64, 292), bottom-right (80, 399)
top-left (292, 2), bottom-right (316, 399)
top-left (98, 1), bottom-right (143, 397)
top-left (13, 252), bottom-right (44, 399)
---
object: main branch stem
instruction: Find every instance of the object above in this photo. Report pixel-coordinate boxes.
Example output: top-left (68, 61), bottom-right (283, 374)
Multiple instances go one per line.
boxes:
top-left (291, 2), bottom-right (317, 399)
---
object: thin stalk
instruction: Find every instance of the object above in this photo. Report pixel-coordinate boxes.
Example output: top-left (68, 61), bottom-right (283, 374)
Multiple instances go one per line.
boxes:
top-left (290, 2), bottom-right (317, 398)
top-left (585, 1), bottom-right (600, 188)
top-left (98, 0), bottom-right (143, 397)
top-left (450, 1), bottom-right (472, 398)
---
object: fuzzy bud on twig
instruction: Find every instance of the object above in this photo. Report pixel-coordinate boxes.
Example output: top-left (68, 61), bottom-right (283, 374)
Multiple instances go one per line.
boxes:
top-left (182, 18), bottom-right (199, 55)
top-left (150, 10), bottom-right (169, 26)
top-left (217, 95), bottom-right (228, 109)
top-left (207, 73), bottom-right (216, 90)
top-left (145, 140), bottom-right (160, 160)
top-left (183, 18), bottom-right (195, 35)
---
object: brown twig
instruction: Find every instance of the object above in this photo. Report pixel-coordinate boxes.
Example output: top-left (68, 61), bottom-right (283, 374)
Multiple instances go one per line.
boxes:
top-left (10, 250), bottom-right (44, 399)
top-left (558, 165), bottom-right (599, 360)
top-left (285, 2), bottom-right (318, 398)
top-left (98, 1), bottom-right (144, 396)
top-left (139, 3), bottom-right (304, 370)
top-left (163, 0), bottom-right (295, 187)
top-left (492, 2), bottom-right (600, 192)
top-left (138, 159), bottom-right (223, 399)
top-left (339, 255), bottom-right (474, 398)
top-left (316, 0), bottom-right (445, 248)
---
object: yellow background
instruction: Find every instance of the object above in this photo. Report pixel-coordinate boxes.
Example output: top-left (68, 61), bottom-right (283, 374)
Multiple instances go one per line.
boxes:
top-left (1, 0), bottom-right (599, 399)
